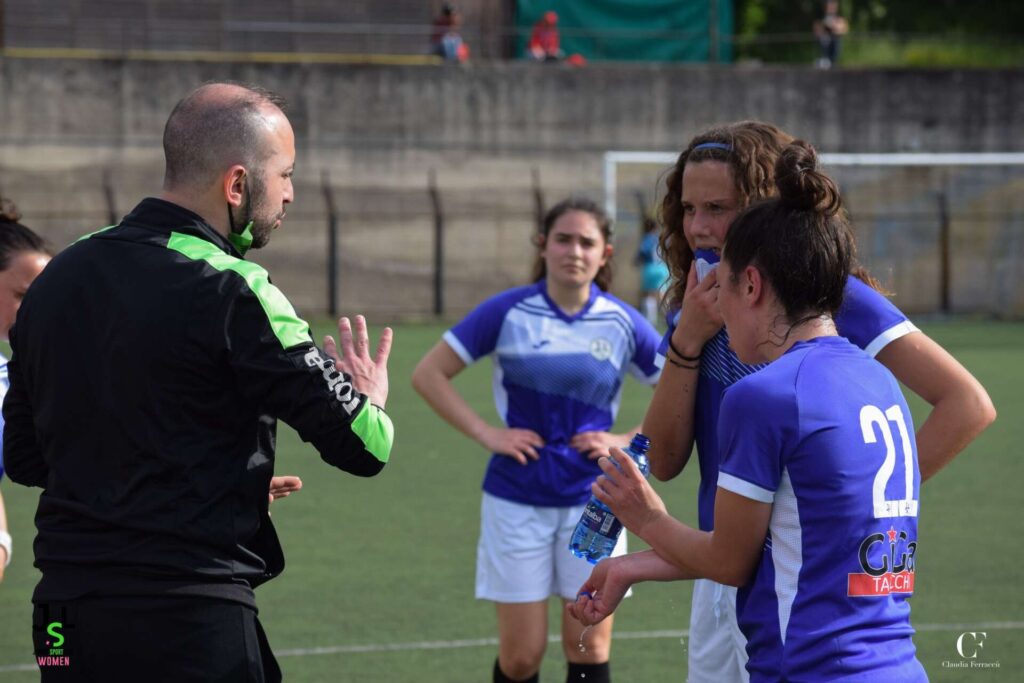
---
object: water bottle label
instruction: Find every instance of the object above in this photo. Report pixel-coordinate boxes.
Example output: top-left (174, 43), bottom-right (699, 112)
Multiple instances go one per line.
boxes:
top-left (578, 504), bottom-right (621, 538)
top-left (582, 505), bottom-right (605, 526)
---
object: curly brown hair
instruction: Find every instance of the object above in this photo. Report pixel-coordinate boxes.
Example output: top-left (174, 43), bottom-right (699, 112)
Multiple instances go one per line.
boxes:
top-left (657, 120), bottom-right (882, 312)
top-left (658, 121), bottom-right (793, 312)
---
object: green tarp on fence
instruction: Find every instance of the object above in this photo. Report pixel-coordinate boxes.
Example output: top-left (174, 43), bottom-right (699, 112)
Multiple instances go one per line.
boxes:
top-left (516, 0), bottom-right (733, 63)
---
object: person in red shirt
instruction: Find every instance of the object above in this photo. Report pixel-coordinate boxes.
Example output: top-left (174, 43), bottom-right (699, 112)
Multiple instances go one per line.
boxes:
top-left (528, 11), bottom-right (564, 61)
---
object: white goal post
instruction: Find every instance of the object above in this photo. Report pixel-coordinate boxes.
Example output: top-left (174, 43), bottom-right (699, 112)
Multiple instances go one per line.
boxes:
top-left (603, 151), bottom-right (1024, 220)
top-left (603, 151), bottom-right (1024, 316)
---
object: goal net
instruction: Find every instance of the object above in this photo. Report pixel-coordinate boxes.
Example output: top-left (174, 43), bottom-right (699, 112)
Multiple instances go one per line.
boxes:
top-left (604, 151), bottom-right (1024, 317)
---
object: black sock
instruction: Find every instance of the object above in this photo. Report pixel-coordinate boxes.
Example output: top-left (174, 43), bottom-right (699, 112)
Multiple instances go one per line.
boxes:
top-left (494, 657), bottom-right (540, 683)
top-left (567, 661), bottom-right (610, 683)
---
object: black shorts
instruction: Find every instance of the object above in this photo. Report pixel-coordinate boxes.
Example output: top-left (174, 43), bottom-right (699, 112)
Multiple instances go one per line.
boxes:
top-left (32, 596), bottom-right (281, 682)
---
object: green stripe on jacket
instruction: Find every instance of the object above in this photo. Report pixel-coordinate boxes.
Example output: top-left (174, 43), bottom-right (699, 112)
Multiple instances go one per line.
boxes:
top-left (166, 232), bottom-right (311, 349)
top-left (352, 402), bottom-right (394, 464)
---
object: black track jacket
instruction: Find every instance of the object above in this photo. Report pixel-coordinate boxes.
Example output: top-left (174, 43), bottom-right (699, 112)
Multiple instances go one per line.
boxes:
top-left (4, 198), bottom-right (394, 607)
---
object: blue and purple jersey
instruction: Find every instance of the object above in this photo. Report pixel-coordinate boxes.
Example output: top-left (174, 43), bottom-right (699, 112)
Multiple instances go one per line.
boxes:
top-left (658, 275), bottom-right (918, 530)
top-left (717, 336), bottom-right (925, 681)
top-left (445, 281), bottom-right (661, 507)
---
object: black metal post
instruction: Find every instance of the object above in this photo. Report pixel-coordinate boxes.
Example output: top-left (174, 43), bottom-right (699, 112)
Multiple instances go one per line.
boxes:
top-left (531, 167), bottom-right (545, 235)
top-left (102, 168), bottom-right (118, 226)
top-left (937, 191), bottom-right (951, 315)
top-left (428, 170), bottom-right (444, 316)
top-left (322, 170), bottom-right (339, 317)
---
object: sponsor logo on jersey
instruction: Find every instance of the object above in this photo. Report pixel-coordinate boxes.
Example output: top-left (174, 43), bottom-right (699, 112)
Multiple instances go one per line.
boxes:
top-left (848, 526), bottom-right (917, 597)
top-left (589, 337), bottom-right (613, 361)
top-left (304, 348), bottom-right (362, 415)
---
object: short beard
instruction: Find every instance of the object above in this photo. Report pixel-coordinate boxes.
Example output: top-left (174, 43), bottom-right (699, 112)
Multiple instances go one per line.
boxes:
top-left (239, 170), bottom-right (275, 251)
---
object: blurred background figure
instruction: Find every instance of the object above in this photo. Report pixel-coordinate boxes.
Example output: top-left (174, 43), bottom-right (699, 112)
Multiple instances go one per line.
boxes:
top-left (634, 211), bottom-right (669, 328)
top-left (431, 3), bottom-right (470, 63)
top-left (0, 197), bottom-right (53, 585)
top-left (813, 0), bottom-right (849, 68)
top-left (528, 10), bottom-right (564, 62)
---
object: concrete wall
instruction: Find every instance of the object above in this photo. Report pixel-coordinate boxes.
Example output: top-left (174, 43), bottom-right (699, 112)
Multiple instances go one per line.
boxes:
top-left (1, 56), bottom-right (1022, 317)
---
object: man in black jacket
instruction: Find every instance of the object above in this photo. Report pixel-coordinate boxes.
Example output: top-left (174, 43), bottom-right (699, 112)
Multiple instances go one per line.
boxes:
top-left (4, 82), bottom-right (394, 682)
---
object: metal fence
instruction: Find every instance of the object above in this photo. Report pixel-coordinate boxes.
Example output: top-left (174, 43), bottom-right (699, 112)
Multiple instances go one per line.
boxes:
top-left (5, 8), bottom-right (1018, 66)
top-left (5, 156), bottom-right (1024, 320)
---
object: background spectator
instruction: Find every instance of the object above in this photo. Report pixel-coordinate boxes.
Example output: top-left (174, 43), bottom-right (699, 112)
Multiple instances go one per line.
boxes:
top-left (528, 11), bottom-right (564, 61)
top-left (813, 0), bottom-right (849, 68)
top-left (432, 3), bottom-right (470, 63)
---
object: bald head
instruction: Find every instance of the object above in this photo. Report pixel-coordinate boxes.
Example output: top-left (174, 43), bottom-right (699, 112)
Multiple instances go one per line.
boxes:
top-left (162, 82), bottom-right (288, 192)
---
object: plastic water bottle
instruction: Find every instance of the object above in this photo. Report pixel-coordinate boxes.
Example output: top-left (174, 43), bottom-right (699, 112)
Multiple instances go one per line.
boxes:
top-left (569, 433), bottom-right (651, 564)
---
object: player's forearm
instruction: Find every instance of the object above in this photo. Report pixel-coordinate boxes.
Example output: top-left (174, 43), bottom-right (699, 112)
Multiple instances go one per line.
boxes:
top-left (875, 331), bottom-right (996, 482)
top-left (637, 513), bottom-right (752, 586)
top-left (411, 367), bottom-right (492, 447)
top-left (638, 514), bottom-right (712, 578)
top-left (916, 387), bottom-right (996, 481)
top-left (643, 365), bottom-right (698, 481)
top-left (610, 548), bottom-right (697, 586)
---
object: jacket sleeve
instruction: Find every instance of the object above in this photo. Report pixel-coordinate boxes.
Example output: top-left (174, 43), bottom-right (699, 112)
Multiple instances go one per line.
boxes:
top-left (2, 330), bottom-right (49, 488)
top-left (223, 278), bottom-right (393, 477)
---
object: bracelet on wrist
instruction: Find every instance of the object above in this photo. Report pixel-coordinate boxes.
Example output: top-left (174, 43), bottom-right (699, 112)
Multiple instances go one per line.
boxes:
top-left (668, 338), bottom-right (701, 362)
top-left (666, 356), bottom-right (699, 371)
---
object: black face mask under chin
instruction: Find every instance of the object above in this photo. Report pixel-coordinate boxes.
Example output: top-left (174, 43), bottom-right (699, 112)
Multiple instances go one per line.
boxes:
top-left (226, 179), bottom-right (255, 256)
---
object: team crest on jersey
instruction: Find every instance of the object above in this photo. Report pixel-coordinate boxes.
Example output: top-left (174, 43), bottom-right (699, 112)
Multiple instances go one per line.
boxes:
top-left (589, 337), bottom-right (613, 361)
top-left (848, 526), bottom-right (917, 597)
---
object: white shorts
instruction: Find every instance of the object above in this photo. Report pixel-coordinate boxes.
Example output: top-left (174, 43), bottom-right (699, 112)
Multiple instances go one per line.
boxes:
top-left (475, 492), bottom-right (629, 603)
top-left (686, 579), bottom-right (749, 683)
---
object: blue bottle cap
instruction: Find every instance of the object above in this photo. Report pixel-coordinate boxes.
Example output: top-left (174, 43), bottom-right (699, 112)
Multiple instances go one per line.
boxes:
top-left (630, 433), bottom-right (651, 453)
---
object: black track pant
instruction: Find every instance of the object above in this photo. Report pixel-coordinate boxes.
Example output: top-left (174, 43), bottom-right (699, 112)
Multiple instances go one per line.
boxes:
top-left (32, 596), bottom-right (281, 683)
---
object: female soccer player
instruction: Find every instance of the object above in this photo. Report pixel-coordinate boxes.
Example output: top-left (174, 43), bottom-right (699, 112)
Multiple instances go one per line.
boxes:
top-left (412, 197), bottom-right (661, 683)
top-left (641, 121), bottom-right (995, 681)
top-left (0, 199), bottom-right (53, 582)
top-left (571, 141), bottom-right (929, 681)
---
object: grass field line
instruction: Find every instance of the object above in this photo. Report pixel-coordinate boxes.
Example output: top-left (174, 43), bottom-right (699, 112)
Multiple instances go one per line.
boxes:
top-left (271, 621), bottom-right (1024, 658)
top-left (1, 621), bottom-right (1022, 672)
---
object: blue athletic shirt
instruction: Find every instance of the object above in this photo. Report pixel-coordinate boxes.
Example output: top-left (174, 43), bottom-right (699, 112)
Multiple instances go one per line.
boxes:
top-left (717, 336), bottom-right (926, 682)
top-left (658, 275), bottom-right (919, 530)
top-left (444, 280), bottom-right (662, 507)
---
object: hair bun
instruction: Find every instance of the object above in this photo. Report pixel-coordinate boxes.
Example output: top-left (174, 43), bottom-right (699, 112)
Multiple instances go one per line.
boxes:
top-left (775, 140), bottom-right (841, 215)
top-left (0, 197), bottom-right (22, 224)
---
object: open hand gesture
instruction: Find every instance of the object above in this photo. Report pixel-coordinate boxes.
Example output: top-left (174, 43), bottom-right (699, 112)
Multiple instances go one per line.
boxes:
top-left (324, 315), bottom-right (392, 409)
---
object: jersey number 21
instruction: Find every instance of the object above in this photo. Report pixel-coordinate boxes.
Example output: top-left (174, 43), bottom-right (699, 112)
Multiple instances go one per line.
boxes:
top-left (860, 404), bottom-right (918, 519)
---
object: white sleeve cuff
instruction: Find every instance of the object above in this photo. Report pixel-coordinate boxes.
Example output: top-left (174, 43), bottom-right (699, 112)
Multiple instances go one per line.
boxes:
top-left (863, 321), bottom-right (920, 358)
top-left (718, 472), bottom-right (775, 503)
top-left (441, 331), bottom-right (475, 365)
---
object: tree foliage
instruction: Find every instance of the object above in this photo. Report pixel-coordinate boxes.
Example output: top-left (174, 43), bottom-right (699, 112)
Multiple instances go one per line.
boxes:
top-left (737, 0), bottom-right (1024, 37)
top-left (734, 0), bottom-right (1024, 65)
